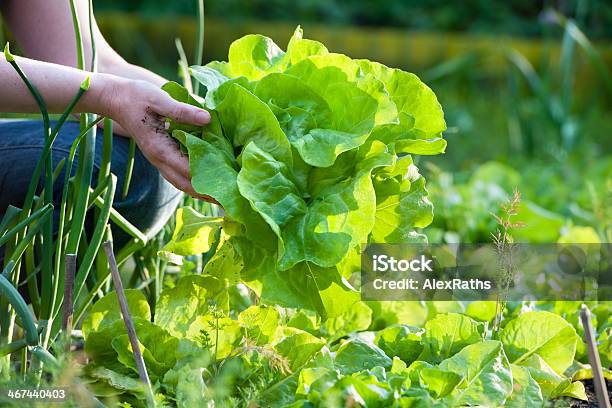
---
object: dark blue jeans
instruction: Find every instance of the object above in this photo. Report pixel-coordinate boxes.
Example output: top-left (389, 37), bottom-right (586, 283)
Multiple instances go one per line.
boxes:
top-left (0, 119), bottom-right (182, 247)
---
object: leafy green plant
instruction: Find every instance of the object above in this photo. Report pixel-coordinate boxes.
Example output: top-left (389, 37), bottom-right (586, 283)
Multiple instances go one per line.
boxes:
top-left (162, 26), bottom-right (446, 318)
top-left (82, 283), bottom-right (605, 407)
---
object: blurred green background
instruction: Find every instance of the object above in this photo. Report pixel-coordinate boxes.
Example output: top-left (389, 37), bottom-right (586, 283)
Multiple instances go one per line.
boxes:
top-left (5, 0), bottom-right (612, 243)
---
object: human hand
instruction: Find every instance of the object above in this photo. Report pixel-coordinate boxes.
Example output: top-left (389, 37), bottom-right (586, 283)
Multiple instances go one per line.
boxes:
top-left (101, 77), bottom-right (215, 201)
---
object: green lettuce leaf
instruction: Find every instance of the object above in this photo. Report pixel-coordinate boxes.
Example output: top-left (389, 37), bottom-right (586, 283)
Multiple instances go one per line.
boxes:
top-left (418, 367), bottom-right (463, 399)
top-left (499, 311), bottom-right (578, 375)
top-left (506, 365), bottom-right (545, 408)
top-left (438, 340), bottom-right (513, 407)
top-left (82, 289), bottom-right (151, 339)
top-left (160, 207), bottom-right (222, 257)
top-left (334, 338), bottom-right (392, 374)
top-left (419, 313), bottom-right (484, 363)
top-left (154, 275), bottom-right (229, 337)
top-left (275, 329), bottom-right (326, 371)
top-left (374, 324), bottom-right (424, 365)
top-left (320, 301), bottom-right (372, 343)
top-left (238, 305), bottom-right (281, 345)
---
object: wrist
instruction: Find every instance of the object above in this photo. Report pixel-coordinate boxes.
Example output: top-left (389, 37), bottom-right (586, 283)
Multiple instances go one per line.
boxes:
top-left (81, 73), bottom-right (128, 118)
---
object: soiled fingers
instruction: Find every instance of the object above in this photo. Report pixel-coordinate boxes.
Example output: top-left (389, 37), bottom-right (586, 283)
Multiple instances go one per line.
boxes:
top-left (144, 132), bottom-right (218, 202)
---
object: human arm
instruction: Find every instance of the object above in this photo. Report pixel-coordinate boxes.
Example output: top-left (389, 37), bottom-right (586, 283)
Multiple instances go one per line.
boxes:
top-left (0, 53), bottom-right (211, 198)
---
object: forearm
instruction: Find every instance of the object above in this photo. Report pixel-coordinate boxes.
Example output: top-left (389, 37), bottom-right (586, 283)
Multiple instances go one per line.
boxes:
top-left (0, 53), bottom-right (118, 116)
top-left (95, 49), bottom-right (166, 87)
top-left (99, 58), bottom-right (166, 88)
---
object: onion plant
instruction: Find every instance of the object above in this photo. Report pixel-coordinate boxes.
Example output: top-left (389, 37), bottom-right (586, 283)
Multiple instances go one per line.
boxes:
top-left (0, 0), bottom-right (148, 385)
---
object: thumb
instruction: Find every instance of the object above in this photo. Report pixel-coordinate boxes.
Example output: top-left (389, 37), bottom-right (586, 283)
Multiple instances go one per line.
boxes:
top-left (155, 95), bottom-right (211, 125)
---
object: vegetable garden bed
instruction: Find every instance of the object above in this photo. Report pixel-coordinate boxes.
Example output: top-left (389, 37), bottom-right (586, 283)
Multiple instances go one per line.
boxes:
top-left (0, 9), bottom-right (609, 408)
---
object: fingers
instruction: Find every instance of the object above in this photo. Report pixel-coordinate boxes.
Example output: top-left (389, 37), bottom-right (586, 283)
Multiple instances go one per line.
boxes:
top-left (137, 129), bottom-right (218, 203)
top-left (154, 94), bottom-right (211, 126)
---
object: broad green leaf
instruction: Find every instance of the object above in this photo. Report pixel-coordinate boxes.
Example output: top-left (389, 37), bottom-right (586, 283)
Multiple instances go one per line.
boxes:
top-left (357, 59), bottom-right (446, 138)
top-left (355, 74), bottom-right (398, 125)
top-left (169, 364), bottom-right (207, 408)
top-left (238, 305), bottom-right (280, 345)
top-left (161, 81), bottom-right (203, 108)
top-left (155, 275), bottom-right (229, 338)
top-left (374, 324), bottom-right (424, 365)
top-left (279, 171), bottom-right (377, 269)
top-left (237, 141), bottom-right (306, 239)
top-left (319, 372), bottom-right (391, 407)
top-left (555, 380), bottom-right (587, 400)
top-left (215, 83), bottom-right (293, 165)
top-left (222, 34), bottom-right (286, 80)
top-left (158, 339), bottom-right (210, 406)
top-left (202, 317), bottom-right (243, 360)
top-left (567, 361), bottom-right (612, 381)
top-left (320, 301), bottom-right (372, 342)
top-left (499, 311), bottom-right (578, 375)
top-left (287, 310), bottom-right (319, 334)
top-left (506, 365), bottom-right (545, 408)
top-left (84, 319), bottom-right (135, 371)
top-left (371, 174), bottom-right (433, 243)
top-left (190, 66), bottom-right (230, 95)
top-left (161, 207), bottom-right (222, 257)
top-left (418, 367), bottom-right (462, 399)
top-left (82, 290), bottom-right (151, 339)
top-left (203, 235), bottom-right (243, 284)
top-left (366, 301), bottom-right (429, 329)
top-left (88, 366), bottom-right (146, 399)
top-left (420, 313), bottom-right (484, 363)
top-left (284, 61), bottom-right (378, 166)
top-left (295, 367), bottom-right (338, 400)
top-left (465, 301), bottom-right (497, 322)
top-left (397, 389), bottom-right (445, 407)
top-left (269, 262), bottom-right (359, 318)
top-left (405, 360), bottom-right (434, 385)
top-left (275, 329), bottom-right (326, 371)
top-left (519, 354), bottom-right (587, 400)
top-left (285, 26), bottom-right (328, 65)
top-left (438, 340), bottom-right (513, 407)
top-left (179, 132), bottom-right (277, 251)
top-left (254, 72), bottom-right (372, 168)
top-left (427, 301), bottom-right (465, 316)
top-left (334, 338), bottom-right (392, 374)
top-left (111, 320), bottom-right (178, 381)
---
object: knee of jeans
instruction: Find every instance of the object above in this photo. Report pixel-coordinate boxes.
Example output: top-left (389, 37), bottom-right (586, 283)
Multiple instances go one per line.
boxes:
top-left (112, 152), bottom-right (182, 243)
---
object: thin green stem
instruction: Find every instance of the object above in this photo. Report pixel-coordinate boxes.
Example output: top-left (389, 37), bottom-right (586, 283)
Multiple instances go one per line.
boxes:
top-left (98, 119), bottom-right (113, 185)
top-left (0, 204), bottom-right (53, 247)
top-left (175, 38), bottom-right (193, 92)
top-left (0, 263), bottom-right (39, 346)
top-left (193, 0), bottom-right (205, 96)
top-left (68, 0), bottom-right (85, 70)
top-left (122, 139), bottom-right (136, 199)
top-left (56, 175), bottom-right (117, 323)
top-left (0, 338), bottom-right (28, 357)
top-left (49, 117), bottom-right (103, 320)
